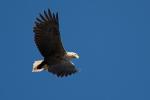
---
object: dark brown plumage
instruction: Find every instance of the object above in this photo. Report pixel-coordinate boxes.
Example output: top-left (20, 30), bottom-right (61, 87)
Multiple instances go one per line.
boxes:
top-left (33, 9), bottom-right (79, 77)
top-left (34, 9), bottom-right (65, 58)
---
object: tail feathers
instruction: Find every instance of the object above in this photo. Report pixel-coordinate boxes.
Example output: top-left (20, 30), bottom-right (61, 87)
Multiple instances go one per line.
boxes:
top-left (32, 60), bottom-right (44, 72)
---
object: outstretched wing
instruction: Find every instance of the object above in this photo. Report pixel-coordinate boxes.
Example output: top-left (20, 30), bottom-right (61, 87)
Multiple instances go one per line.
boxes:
top-left (48, 60), bottom-right (78, 77)
top-left (33, 9), bottom-right (66, 58)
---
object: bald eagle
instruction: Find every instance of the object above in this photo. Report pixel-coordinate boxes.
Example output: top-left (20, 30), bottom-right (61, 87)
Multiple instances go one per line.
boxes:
top-left (32, 9), bottom-right (79, 77)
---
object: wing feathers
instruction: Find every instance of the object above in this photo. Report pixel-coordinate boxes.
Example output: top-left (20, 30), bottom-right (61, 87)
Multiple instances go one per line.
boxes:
top-left (33, 9), bottom-right (65, 58)
top-left (56, 13), bottom-right (59, 23)
top-left (48, 9), bottom-right (53, 19)
top-left (48, 61), bottom-right (78, 77)
top-left (36, 17), bottom-right (43, 23)
top-left (44, 10), bottom-right (50, 21)
top-left (39, 13), bottom-right (47, 22)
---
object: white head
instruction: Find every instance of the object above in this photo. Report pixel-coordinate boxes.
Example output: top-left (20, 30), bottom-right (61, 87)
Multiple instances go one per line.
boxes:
top-left (65, 52), bottom-right (79, 60)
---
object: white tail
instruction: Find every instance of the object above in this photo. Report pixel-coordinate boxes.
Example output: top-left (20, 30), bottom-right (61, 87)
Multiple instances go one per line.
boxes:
top-left (32, 60), bottom-right (44, 72)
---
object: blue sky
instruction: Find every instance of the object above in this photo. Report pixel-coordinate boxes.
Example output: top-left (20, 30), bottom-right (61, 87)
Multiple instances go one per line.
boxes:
top-left (0, 0), bottom-right (150, 100)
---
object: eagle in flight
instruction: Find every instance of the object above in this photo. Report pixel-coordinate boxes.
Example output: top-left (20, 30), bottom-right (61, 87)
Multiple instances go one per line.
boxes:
top-left (32, 9), bottom-right (79, 77)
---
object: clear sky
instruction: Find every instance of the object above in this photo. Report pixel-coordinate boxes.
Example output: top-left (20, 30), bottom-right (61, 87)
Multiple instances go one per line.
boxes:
top-left (0, 0), bottom-right (150, 100)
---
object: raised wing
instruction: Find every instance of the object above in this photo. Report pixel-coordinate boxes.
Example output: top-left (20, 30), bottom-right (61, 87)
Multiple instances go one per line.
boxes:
top-left (33, 9), bottom-right (66, 58)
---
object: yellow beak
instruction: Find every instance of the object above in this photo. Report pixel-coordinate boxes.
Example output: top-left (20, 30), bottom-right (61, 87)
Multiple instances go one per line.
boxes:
top-left (75, 54), bottom-right (80, 59)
